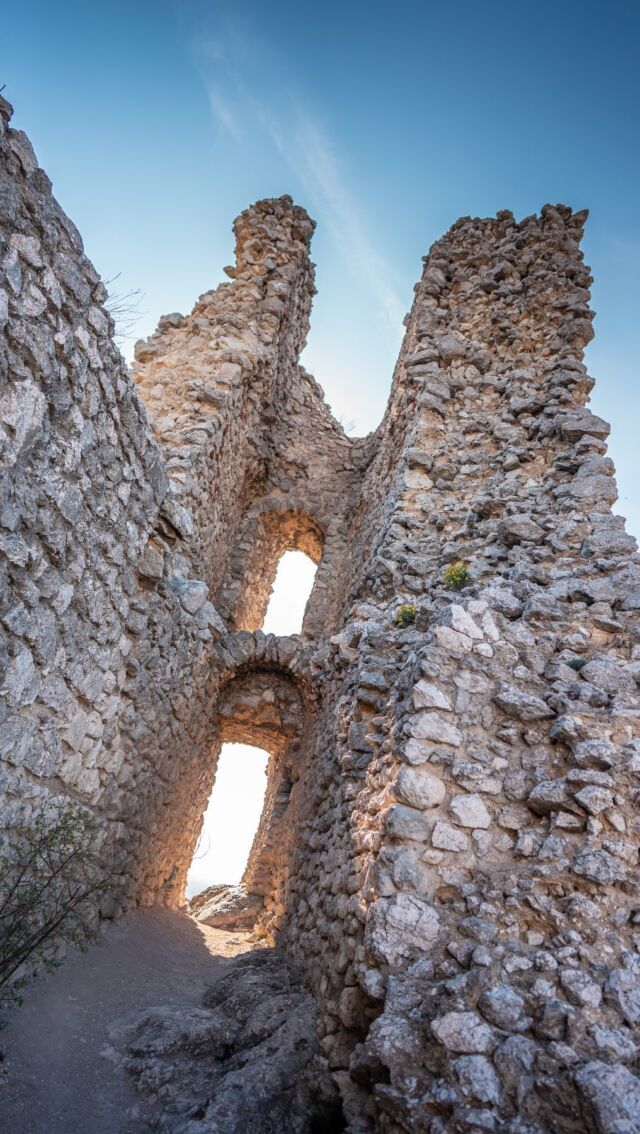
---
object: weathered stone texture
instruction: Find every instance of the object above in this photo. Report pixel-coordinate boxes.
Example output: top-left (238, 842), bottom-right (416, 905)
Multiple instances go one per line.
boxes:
top-left (3, 94), bottom-right (640, 1132)
top-left (108, 948), bottom-right (340, 1133)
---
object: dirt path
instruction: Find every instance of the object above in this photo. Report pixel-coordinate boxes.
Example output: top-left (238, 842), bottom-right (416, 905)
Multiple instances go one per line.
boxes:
top-left (0, 908), bottom-right (253, 1134)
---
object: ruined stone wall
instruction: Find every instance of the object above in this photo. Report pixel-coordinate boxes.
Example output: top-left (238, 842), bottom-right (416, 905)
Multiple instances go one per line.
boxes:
top-left (0, 98), bottom-right (352, 918)
top-left (3, 95), bottom-right (640, 1134)
top-left (258, 208), bottom-right (640, 1132)
top-left (215, 365), bottom-right (367, 640)
top-left (0, 95), bottom-right (205, 907)
top-left (131, 196), bottom-right (316, 592)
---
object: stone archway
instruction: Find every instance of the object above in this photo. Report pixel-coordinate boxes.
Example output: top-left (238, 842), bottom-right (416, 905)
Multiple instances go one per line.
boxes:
top-left (214, 667), bottom-right (306, 918)
top-left (153, 635), bottom-right (317, 936)
top-left (103, 630), bottom-right (317, 917)
top-left (219, 506), bottom-right (326, 636)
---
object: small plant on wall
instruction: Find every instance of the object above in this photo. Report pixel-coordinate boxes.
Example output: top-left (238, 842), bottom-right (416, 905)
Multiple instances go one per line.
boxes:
top-left (443, 561), bottom-right (469, 591)
top-left (0, 802), bottom-right (107, 1006)
top-left (395, 603), bottom-right (418, 627)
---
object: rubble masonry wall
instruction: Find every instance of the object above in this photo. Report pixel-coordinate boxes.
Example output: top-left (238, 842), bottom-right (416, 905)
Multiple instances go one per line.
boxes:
top-left (3, 96), bottom-right (640, 1132)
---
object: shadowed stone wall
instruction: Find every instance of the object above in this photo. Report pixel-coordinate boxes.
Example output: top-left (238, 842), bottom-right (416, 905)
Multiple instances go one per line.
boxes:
top-left (3, 93), bottom-right (640, 1132)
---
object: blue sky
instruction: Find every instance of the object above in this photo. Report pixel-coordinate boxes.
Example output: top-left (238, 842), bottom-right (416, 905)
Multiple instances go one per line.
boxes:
top-left (4, 0), bottom-right (638, 890)
top-left (3, 0), bottom-right (639, 530)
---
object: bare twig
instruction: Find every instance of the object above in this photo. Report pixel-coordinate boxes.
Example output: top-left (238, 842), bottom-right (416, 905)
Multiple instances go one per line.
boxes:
top-left (104, 273), bottom-right (146, 344)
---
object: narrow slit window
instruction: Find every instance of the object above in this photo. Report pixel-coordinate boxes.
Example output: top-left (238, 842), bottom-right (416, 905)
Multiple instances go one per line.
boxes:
top-left (186, 743), bottom-right (269, 898)
top-left (262, 549), bottom-right (317, 636)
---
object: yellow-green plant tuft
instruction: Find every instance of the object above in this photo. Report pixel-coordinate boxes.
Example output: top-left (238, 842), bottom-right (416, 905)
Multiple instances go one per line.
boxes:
top-left (395, 603), bottom-right (418, 627)
top-left (443, 561), bottom-right (469, 591)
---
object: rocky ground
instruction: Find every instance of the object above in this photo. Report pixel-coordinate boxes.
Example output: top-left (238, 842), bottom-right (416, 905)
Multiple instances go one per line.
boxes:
top-left (108, 946), bottom-right (342, 1134)
top-left (188, 883), bottom-right (264, 930)
top-left (0, 908), bottom-right (316, 1134)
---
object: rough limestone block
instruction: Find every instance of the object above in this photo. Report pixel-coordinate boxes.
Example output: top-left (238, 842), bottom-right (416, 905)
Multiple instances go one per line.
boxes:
top-left (412, 680), bottom-right (452, 711)
top-left (410, 712), bottom-right (462, 746)
top-left (432, 822), bottom-right (470, 852)
top-left (449, 793), bottom-right (491, 829)
top-left (494, 684), bottom-right (554, 721)
top-left (386, 804), bottom-right (430, 841)
top-left (431, 1012), bottom-right (494, 1054)
top-left (395, 766), bottom-right (446, 810)
top-left (440, 604), bottom-right (483, 639)
top-left (365, 894), bottom-right (440, 966)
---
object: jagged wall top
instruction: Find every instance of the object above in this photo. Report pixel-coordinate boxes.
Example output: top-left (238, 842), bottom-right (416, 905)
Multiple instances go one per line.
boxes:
top-left (4, 94), bottom-right (640, 1134)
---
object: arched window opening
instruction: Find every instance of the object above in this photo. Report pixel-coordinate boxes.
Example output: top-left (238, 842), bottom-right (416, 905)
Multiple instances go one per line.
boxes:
top-left (262, 549), bottom-right (317, 636)
top-left (222, 510), bottom-right (324, 634)
top-left (186, 742), bottom-right (268, 898)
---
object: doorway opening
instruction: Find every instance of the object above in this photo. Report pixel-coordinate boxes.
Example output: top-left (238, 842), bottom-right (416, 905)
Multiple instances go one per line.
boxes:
top-left (186, 742), bottom-right (269, 898)
top-left (262, 550), bottom-right (317, 636)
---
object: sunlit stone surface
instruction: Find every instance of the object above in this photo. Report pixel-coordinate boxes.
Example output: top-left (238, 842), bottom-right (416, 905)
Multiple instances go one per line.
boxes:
top-left (2, 89), bottom-right (640, 1131)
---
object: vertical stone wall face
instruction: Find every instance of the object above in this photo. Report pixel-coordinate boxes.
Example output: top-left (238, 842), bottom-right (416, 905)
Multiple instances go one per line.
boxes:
top-left (302, 206), bottom-right (640, 1132)
top-left (0, 97), bottom-right (183, 886)
top-left (2, 97), bottom-right (640, 1131)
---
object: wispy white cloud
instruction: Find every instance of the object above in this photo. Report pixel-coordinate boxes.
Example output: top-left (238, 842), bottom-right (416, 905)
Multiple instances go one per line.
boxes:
top-left (254, 101), bottom-right (405, 338)
top-left (198, 26), bottom-right (406, 346)
top-left (207, 85), bottom-right (243, 142)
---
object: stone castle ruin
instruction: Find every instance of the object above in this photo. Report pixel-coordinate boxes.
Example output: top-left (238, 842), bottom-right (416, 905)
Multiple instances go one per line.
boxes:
top-left (2, 92), bottom-right (640, 1132)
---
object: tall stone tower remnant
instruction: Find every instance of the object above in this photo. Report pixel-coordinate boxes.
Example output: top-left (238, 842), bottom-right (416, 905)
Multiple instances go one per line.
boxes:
top-left (2, 94), bottom-right (640, 1131)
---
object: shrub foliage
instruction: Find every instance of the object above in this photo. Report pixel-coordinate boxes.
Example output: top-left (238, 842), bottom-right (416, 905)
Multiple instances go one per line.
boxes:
top-left (0, 803), bottom-right (106, 1004)
top-left (443, 561), bottom-right (470, 591)
top-left (395, 603), bottom-right (418, 627)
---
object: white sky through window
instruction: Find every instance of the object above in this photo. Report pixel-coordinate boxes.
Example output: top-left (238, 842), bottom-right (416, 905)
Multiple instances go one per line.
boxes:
top-left (261, 550), bottom-right (317, 636)
top-left (186, 743), bottom-right (268, 898)
top-left (186, 550), bottom-right (317, 897)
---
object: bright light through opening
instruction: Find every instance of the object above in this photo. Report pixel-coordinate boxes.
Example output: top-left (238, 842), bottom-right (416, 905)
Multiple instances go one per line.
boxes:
top-left (262, 550), bottom-right (317, 636)
top-left (186, 553), bottom-right (317, 899)
top-left (186, 743), bottom-right (269, 898)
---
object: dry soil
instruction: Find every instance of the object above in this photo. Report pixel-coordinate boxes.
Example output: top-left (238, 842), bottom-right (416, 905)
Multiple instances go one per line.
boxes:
top-left (0, 908), bottom-right (253, 1134)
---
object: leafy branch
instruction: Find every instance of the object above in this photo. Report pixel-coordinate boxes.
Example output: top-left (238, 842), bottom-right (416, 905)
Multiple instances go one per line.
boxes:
top-left (0, 803), bottom-right (108, 1004)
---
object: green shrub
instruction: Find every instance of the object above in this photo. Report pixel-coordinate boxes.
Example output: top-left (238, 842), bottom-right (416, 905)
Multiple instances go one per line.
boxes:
top-left (395, 603), bottom-right (418, 627)
top-left (443, 561), bottom-right (469, 591)
top-left (0, 803), bottom-right (106, 1005)
top-left (567, 657), bottom-right (587, 672)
